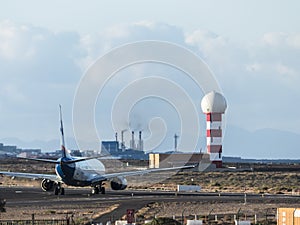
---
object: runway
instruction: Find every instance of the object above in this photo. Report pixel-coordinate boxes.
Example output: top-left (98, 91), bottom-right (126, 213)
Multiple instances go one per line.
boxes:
top-left (1, 186), bottom-right (300, 223)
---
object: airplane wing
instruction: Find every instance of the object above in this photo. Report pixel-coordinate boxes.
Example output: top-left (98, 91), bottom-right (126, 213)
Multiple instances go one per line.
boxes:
top-left (0, 171), bottom-right (61, 182)
top-left (91, 164), bottom-right (195, 184)
top-left (17, 157), bottom-right (59, 164)
top-left (17, 155), bottom-right (111, 164)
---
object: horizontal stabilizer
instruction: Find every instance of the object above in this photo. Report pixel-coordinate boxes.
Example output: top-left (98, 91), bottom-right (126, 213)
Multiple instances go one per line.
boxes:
top-left (62, 155), bottom-right (110, 164)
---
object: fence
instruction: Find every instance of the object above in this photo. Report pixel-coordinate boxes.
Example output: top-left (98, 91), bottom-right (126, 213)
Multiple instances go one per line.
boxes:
top-left (0, 214), bottom-right (73, 225)
top-left (0, 219), bottom-right (70, 225)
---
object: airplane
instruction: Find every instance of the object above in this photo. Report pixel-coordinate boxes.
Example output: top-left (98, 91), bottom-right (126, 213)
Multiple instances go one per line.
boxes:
top-left (0, 105), bottom-right (196, 195)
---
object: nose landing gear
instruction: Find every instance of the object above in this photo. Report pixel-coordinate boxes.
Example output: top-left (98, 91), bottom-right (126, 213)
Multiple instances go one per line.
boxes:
top-left (54, 183), bottom-right (65, 195)
top-left (92, 185), bottom-right (105, 195)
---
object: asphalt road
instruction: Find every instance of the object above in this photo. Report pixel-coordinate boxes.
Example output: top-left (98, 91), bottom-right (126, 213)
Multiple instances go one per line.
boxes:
top-left (1, 186), bottom-right (300, 224)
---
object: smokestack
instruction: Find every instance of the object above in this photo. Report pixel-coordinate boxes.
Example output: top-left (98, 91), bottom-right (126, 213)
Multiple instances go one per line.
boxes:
top-left (130, 131), bottom-right (135, 150)
top-left (115, 132), bottom-right (118, 142)
top-left (121, 130), bottom-right (126, 151)
top-left (138, 131), bottom-right (144, 151)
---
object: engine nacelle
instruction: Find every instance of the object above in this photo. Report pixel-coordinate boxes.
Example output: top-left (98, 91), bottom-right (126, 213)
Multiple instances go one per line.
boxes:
top-left (41, 179), bottom-right (55, 192)
top-left (110, 176), bottom-right (127, 190)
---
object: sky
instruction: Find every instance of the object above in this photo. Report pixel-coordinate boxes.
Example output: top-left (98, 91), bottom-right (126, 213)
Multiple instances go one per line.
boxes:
top-left (0, 1), bottom-right (299, 158)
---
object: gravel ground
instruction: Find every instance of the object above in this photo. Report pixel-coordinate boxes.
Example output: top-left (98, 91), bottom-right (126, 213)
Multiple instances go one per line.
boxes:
top-left (1, 159), bottom-right (300, 224)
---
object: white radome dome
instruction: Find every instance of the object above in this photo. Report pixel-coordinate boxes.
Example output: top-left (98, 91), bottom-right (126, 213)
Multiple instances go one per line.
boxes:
top-left (201, 91), bottom-right (227, 113)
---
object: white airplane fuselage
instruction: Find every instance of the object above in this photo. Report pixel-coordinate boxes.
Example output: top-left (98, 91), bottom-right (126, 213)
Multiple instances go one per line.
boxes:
top-left (55, 157), bottom-right (105, 187)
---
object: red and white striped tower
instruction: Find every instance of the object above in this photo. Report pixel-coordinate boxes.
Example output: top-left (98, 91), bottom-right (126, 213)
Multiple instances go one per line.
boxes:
top-left (201, 91), bottom-right (227, 168)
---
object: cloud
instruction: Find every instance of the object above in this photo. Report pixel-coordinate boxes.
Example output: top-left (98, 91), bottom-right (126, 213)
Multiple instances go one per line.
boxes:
top-left (262, 32), bottom-right (288, 47)
top-left (0, 20), bottom-right (83, 84)
top-left (185, 28), bottom-right (300, 134)
top-left (185, 29), bottom-right (248, 75)
top-left (78, 22), bottom-right (186, 70)
top-left (262, 32), bottom-right (300, 49)
top-left (0, 19), bottom-right (299, 156)
top-left (0, 20), bottom-right (36, 60)
top-left (0, 20), bottom-right (84, 92)
top-left (287, 34), bottom-right (300, 49)
top-left (0, 20), bottom-right (85, 140)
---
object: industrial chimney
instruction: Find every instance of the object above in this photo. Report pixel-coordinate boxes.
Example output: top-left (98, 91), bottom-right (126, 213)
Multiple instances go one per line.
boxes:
top-left (130, 131), bottom-right (136, 150)
top-left (137, 131), bottom-right (144, 151)
top-left (121, 130), bottom-right (126, 151)
top-left (201, 91), bottom-right (227, 168)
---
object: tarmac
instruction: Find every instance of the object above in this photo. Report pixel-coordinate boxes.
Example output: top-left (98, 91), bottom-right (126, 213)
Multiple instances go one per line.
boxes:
top-left (1, 186), bottom-right (300, 224)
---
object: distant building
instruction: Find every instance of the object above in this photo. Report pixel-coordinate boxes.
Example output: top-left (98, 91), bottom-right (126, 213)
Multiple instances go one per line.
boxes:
top-left (83, 150), bottom-right (98, 157)
top-left (101, 141), bottom-right (119, 154)
top-left (22, 149), bottom-right (41, 154)
top-left (18, 149), bottom-right (42, 158)
top-left (0, 143), bottom-right (22, 156)
top-left (100, 131), bottom-right (148, 160)
top-left (71, 150), bottom-right (82, 157)
top-left (2, 145), bottom-right (17, 153)
top-left (100, 139), bottom-right (148, 160)
top-left (149, 153), bottom-right (212, 171)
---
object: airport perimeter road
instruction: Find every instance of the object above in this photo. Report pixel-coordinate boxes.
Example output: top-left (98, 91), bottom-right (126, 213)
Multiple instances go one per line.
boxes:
top-left (1, 186), bottom-right (300, 223)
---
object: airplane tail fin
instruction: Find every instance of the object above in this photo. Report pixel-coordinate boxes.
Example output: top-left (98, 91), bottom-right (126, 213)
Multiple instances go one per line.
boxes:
top-left (59, 105), bottom-right (71, 158)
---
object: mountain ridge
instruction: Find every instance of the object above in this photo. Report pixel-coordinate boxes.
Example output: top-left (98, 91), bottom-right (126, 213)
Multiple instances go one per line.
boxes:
top-left (1, 126), bottom-right (299, 159)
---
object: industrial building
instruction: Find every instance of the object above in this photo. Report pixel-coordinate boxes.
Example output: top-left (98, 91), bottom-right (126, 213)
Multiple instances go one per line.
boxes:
top-left (101, 131), bottom-right (147, 160)
top-left (101, 141), bottom-right (119, 154)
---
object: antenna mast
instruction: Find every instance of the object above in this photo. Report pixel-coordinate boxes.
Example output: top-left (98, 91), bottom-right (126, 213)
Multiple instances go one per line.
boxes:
top-left (174, 133), bottom-right (179, 152)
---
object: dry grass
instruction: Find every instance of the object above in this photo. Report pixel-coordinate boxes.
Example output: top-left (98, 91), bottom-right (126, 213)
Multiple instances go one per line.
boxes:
top-left (128, 171), bottom-right (300, 195)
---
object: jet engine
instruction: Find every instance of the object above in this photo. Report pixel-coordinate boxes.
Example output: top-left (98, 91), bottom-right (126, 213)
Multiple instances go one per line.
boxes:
top-left (110, 176), bottom-right (127, 190)
top-left (41, 179), bottom-right (55, 192)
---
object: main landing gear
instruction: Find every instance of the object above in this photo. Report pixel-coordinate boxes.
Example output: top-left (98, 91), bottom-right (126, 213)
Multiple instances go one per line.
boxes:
top-left (92, 185), bottom-right (105, 195)
top-left (54, 183), bottom-right (65, 195)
